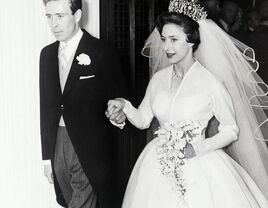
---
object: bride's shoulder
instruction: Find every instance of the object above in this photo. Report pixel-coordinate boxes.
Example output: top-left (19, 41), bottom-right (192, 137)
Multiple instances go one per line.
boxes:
top-left (196, 62), bottom-right (224, 87)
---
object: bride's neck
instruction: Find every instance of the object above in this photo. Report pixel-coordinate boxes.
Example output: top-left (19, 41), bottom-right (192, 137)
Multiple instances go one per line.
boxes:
top-left (173, 55), bottom-right (195, 77)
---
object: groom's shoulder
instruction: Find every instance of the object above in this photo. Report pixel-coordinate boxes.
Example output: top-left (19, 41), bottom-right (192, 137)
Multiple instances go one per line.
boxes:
top-left (82, 30), bottom-right (118, 54)
top-left (40, 41), bottom-right (58, 56)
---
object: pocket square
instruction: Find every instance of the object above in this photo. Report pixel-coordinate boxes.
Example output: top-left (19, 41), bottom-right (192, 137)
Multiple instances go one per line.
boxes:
top-left (79, 75), bottom-right (95, 80)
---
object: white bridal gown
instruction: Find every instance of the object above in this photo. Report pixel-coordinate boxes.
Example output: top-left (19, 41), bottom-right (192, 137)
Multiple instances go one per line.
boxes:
top-left (121, 61), bottom-right (268, 208)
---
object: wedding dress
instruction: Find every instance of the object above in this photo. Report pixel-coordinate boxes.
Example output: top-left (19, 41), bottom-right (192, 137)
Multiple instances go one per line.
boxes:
top-left (121, 61), bottom-right (268, 208)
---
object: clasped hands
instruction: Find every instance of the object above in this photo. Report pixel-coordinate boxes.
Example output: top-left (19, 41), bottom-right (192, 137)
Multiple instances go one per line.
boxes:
top-left (105, 98), bottom-right (197, 159)
top-left (105, 98), bottom-right (127, 124)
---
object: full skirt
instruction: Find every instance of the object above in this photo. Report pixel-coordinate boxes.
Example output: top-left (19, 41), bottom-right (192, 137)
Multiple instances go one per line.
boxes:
top-left (122, 138), bottom-right (268, 208)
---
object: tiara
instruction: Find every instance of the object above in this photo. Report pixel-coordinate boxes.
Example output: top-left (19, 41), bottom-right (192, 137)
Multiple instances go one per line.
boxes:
top-left (168, 0), bottom-right (207, 21)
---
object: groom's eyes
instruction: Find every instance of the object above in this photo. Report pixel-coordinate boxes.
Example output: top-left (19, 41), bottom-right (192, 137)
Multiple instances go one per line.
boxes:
top-left (45, 13), bottom-right (66, 20)
top-left (56, 13), bottom-right (65, 18)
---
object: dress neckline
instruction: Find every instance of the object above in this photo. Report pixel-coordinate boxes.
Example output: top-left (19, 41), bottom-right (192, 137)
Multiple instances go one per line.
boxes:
top-left (168, 60), bottom-right (198, 122)
top-left (168, 60), bottom-right (198, 90)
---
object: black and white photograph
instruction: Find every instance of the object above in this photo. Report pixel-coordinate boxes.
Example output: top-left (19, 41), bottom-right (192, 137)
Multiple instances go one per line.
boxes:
top-left (1, 0), bottom-right (268, 207)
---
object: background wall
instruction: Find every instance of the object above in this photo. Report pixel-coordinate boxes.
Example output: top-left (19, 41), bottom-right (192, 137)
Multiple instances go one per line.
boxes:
top-left (0, 0), bottom-right (99, 207)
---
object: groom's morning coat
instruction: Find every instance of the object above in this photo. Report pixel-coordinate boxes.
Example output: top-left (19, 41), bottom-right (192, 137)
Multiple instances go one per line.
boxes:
top-left (39, 30), bottom-right (127, 208)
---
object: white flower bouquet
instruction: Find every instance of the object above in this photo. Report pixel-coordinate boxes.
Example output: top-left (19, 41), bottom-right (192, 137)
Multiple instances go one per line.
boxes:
top-left (155, 120), bottom-right (201, 197)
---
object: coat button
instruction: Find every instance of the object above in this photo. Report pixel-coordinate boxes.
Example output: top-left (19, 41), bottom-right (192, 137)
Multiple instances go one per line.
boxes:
top-left (60, 104), bottom-right (64, 110)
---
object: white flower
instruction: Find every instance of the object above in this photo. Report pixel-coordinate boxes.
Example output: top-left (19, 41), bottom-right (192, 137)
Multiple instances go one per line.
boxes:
top-left (174, 130), bottom-right (183, 139)
top-left (177, 139), bottom-right (187, 150)
top-left (76, 53), bottom-right (91, 66)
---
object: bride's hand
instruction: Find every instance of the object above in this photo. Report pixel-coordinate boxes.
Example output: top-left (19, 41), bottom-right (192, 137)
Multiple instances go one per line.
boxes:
top-left (106, 98), bottom-right (126, 122)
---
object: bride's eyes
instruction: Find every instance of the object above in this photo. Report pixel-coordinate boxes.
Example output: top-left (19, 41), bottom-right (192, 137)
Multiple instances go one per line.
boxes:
top-left (170, 38), bottom-right (178, 43)
top-left (160, 37), bottom-right (178, 43)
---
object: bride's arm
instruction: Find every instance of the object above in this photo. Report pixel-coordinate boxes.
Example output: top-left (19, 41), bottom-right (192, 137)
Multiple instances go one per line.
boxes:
top-left (192, 81), bottom-right (239, 156)
top-left (107, 79), bottom-right (155, 130)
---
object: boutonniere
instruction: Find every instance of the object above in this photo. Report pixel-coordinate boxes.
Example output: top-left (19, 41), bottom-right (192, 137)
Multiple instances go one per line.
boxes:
top-left (76, 53), bottom-right (91, 66)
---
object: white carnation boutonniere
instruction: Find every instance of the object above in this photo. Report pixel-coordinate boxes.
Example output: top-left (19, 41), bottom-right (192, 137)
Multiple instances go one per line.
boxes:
top-left (76, 53), bottom-right (91, 66)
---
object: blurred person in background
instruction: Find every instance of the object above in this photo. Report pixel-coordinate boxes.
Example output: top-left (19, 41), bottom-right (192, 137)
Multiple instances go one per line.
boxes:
top-left (219, 0), bottom-right (243, 34)
top-left (250, 0), bottom-right (268, 84)
top-left (233, 10), bottom-right (260, 45)
top-left (199, 0), bottom-right (221, 24)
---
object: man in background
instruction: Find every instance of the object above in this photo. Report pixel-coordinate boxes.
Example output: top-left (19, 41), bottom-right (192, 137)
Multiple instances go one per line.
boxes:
top-left (219, 0), bottom-right (243, 34)
top-left (250, 0), bottom-right (268, 84)
top-left (200, 0), bottom-right (221, 24)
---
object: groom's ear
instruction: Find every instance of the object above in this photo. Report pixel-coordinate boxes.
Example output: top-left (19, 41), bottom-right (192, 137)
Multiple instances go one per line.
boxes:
top-left (74, 9), bottom-right (82, 23)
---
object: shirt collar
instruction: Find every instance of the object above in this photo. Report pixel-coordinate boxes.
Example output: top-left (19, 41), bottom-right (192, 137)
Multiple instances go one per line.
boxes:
top-left (59, 28), bottom-right (83, 58)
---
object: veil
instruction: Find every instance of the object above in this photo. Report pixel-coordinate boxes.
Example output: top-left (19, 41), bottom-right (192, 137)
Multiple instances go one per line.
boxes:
top-left (142, 17), bottom-right (268, 198)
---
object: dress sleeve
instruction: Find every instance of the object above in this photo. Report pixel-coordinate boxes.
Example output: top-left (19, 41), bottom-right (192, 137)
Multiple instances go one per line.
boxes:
top-left (192, 80), bottom-right (239, 156)
top-left (122, 79), bottom-right (154, 130)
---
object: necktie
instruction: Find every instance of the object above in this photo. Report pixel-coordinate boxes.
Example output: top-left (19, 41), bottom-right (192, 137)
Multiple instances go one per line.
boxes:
top-left (58, 43), bottom-right (68, 92)
top-left (58, 43), bottom-right (68, 70)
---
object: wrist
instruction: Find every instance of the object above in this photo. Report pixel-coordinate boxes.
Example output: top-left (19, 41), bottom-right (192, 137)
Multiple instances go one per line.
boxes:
top-left (115, 98), bottom-right (126, 108)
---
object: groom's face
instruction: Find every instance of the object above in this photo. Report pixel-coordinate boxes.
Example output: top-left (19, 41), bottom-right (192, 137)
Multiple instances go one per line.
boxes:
top-left (45, 0), bottom-right (81, 42)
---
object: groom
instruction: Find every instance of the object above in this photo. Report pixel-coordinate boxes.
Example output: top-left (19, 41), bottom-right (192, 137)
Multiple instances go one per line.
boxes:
top-left (39, 0), bottom-right (126, 207)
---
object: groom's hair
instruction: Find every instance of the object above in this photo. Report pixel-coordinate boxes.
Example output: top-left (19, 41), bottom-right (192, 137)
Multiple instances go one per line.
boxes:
top-left (43, 0), bottom-right (82, 15)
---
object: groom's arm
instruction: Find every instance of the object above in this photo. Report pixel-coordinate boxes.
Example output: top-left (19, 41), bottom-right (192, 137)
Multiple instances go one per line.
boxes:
top-left (101, 45), bottom-right (129, 129)
top-left (101, 45), bottom-right (128, 101)
top-left (39, 48), bottom-right (54, 160)
top-left (39, 49), bottom-right (54, 184)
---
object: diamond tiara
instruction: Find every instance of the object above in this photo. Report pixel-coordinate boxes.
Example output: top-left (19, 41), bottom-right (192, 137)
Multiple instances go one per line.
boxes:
top-left (168, 0), bottom-right (207, 21)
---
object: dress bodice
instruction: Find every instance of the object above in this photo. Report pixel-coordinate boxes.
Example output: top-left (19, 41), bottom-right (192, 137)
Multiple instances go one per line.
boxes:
top-left (123, 61), bottom-right (238, 143)
top-left (151, 62), bottom-right (213, 134)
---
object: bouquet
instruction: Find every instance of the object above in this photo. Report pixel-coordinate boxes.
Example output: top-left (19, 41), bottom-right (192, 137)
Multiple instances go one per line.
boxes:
top-left (155, 120), bottom-right (201, 197)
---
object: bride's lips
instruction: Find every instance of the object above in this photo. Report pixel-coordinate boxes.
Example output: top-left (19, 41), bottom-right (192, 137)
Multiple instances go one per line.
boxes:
top-left (166, 53), bottom-right (175, 58)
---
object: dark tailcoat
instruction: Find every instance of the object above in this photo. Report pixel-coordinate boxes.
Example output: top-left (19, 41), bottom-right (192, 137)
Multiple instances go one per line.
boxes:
top-left (39, 30), bottom-right (127, 208)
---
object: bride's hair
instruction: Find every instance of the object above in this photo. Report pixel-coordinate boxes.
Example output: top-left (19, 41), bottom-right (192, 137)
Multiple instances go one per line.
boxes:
top-left (155, 12), bottom-right (201, 52)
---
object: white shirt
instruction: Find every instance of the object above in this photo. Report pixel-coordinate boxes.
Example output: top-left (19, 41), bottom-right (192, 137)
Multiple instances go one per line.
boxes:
top-left (58, 28), bottom-right (83, 127)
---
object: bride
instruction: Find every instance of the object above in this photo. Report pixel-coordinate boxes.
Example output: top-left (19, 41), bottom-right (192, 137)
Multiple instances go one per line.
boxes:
top-left (106, 0), bottom-right (268, 207)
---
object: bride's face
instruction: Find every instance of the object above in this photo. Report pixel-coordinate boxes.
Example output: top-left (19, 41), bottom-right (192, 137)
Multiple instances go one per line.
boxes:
top-left (161, 23), bottom-right (193, 64)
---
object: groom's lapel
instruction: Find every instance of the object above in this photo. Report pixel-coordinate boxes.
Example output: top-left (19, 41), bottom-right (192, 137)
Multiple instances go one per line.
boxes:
top-left (49, 42), bottom-right (62, 97)
top-left (63, 32), bottom-right (91, 95)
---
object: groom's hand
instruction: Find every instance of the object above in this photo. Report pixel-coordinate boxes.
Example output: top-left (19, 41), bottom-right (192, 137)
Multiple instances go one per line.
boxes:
top-left (106, 98), bottom-right (126, 122)
top-left (44, 164), bottom-right (54, 184)
top-left (112, 110), bottom-right (126, 124)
